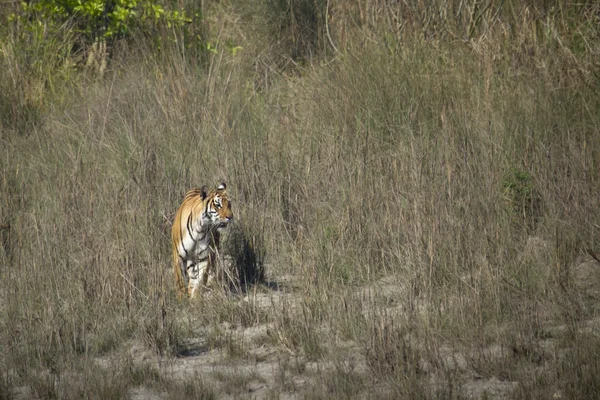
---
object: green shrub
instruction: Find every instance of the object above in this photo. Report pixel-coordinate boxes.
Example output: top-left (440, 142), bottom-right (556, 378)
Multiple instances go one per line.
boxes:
top-left (502, 167), bottom-right (541, 231)
top-left (11, 0), bottom-right (191, 40)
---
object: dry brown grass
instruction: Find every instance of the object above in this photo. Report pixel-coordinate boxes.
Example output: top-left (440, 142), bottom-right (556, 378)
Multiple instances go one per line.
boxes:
top-left (1, 1), bottom-right (599, 398)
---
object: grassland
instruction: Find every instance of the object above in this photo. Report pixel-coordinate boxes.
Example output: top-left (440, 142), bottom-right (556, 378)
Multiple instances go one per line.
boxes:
top-left (1, 1), bottom-right (599, 398)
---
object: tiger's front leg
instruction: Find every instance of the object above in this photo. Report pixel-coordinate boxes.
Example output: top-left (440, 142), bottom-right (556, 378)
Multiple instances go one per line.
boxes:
top-left (187, 259), bottom-right (209, 299)
top-left (205, 250), bottom-right (220, 287)
top-left (186, 261), bottom-right (200, 299)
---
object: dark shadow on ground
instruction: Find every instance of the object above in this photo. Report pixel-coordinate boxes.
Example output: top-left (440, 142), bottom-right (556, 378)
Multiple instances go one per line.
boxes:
top-left (175, 344), bottom-right (211, 358)
top-left (223, 222), bottom-right (267, 293)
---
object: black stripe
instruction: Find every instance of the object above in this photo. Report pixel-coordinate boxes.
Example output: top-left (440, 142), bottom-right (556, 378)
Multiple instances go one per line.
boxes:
top-left (186, 213), bottom-right (193, 237)
top-left (180, 213), bottom-right (194, 257)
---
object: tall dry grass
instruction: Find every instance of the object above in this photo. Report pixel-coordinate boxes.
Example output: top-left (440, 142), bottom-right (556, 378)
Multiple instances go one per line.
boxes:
top-left (1, 0), bottom-right (599, 397)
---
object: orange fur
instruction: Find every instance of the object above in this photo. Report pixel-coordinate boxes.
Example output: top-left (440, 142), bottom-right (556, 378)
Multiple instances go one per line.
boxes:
top-left (171, 184), bottom-right (233, 298)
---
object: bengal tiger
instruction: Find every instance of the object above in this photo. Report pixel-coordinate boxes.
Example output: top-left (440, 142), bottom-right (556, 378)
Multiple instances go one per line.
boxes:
top-left (171, 183), bottom-right (233, 299)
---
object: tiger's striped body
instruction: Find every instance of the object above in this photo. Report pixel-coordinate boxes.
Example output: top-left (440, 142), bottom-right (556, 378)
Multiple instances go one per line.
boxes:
top-left (171, 183), bottom-right (233, 298)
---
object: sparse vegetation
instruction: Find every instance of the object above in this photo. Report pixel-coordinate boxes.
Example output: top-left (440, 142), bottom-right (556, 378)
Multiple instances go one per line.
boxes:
top-left (1, 0), bottom-right (599, 398)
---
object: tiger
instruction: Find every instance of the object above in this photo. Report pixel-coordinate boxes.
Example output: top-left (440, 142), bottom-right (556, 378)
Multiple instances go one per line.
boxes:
top-left (171, 183), bottom-right (233, 299)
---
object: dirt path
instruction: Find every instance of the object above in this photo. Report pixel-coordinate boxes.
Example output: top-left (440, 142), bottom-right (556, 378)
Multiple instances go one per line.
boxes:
top-left (120, 275), bottom-right (537, 399)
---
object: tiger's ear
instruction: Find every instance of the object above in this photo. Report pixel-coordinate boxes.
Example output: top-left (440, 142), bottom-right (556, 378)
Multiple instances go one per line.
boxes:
top-left (217, 182), bottom-right (227, 191)
top-left (200, 186), bottom-right (209, 200)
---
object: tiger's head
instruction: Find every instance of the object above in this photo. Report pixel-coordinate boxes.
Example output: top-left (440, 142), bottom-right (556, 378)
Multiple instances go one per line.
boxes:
top-left (201, 182), bottom-right (233, 231)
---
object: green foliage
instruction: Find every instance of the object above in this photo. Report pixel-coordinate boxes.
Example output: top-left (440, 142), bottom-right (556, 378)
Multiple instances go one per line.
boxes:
top-left (11, 0), bottom-right (191, 40)
top-left (1, 0), bottom-right (202, 132)
top-left (0, 11), bottom-right (77, 133)
top-left (502, 167), bottom-right (541, 230)
top-left (503, 168), bottom-right (534, 206)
